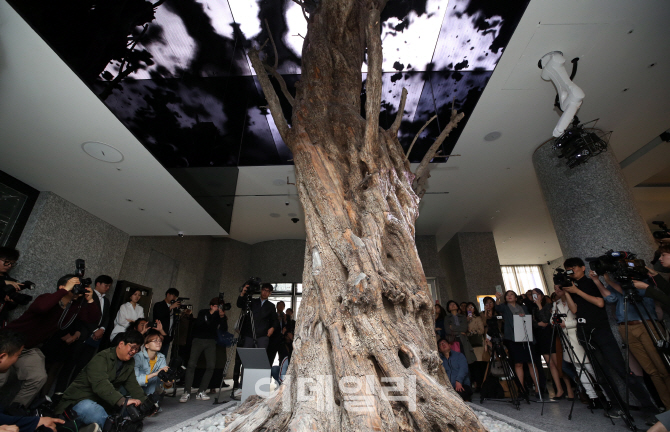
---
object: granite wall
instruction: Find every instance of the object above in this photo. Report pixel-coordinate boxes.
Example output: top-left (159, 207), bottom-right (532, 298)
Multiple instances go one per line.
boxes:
top-left (533, 141), bottom-right (657, 263)
top-left (9, 192), bottom-right (129, 319)
top-left (438, 232), bottom-right (505, 303)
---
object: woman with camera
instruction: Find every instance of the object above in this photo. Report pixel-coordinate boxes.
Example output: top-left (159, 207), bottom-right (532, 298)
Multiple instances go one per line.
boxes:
top-left (110, 288), bottom-right (144, 340)
top-left (531, 289), bottom-right (574, 400)
top-left (495, 290), bottom-right (541, 398)
top-left (134, 330), bottom-right (170, 396)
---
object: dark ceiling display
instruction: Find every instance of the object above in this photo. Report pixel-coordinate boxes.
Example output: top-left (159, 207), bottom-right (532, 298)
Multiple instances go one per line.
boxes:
top-left (8, 0), bottom-right (528, 230)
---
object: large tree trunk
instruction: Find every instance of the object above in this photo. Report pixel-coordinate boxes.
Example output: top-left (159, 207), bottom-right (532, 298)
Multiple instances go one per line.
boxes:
top-left (224, 1), bottom-right (485, 431)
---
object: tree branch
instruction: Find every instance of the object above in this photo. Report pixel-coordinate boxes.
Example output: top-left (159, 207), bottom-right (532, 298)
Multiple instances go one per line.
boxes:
top-left (260, 20), bottom-right (295, 107)
top-left (412, 109), bottom-right (465, 198)
top-left (263, 19), bottom-right (278, 69)
top-left (248, 47), bottom-right (291, 142)
top-left (363, 8), bottom-right (382, 160)
top-left (388, 87), bottom-right (407, 136)
top-left (405, 114), bottom-right (436, 160)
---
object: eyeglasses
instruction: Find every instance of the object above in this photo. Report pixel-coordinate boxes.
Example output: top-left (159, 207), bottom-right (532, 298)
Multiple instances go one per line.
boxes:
top-left (128, 345), bottom-right (141, 354)
top-left (147, 339), bottom-right (163, 345)
top-left (1, 260), bottom-right (17, 267)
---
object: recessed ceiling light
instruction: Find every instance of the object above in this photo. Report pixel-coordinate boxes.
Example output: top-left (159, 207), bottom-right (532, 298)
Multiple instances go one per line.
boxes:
top-left (484, 131), bottom-right (502, 141)
top-left (82, 142), bottom-right (124, 163)
top-left (270, 213), bottom-right (280, 218)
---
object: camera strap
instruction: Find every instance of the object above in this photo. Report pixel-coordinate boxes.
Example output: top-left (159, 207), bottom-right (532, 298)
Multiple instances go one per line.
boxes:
top-left (58, 300), bottom-right (83, 330)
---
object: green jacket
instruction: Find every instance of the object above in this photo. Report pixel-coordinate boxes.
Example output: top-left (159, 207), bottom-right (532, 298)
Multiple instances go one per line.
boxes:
top-left (55, 347), bottom-right (147, 413)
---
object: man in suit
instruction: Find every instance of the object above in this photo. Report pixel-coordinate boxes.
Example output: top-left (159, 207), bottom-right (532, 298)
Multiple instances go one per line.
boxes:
top-left (55, 275), bottom-right (113, 392)
top-left (152, 288), bottom-right (181, 356)
top-left (267, 301), bottom-right (285, 365)
top-left (236, 283), bottom-right (278, 352)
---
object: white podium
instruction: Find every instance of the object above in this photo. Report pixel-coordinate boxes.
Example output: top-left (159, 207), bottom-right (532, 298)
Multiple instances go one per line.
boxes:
top-left (237, 348), bottom-right (272, 403)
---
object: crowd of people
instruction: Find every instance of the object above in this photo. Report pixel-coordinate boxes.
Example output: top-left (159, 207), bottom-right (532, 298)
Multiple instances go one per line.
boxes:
top-left (0, 245), bottom-right (299, 432)
top-left (435, 244), bottom-right (670, 431)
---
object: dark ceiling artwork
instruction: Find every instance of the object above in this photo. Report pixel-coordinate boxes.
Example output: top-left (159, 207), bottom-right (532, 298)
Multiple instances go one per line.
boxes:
top-left (8, 0), bottom-right (529, 232)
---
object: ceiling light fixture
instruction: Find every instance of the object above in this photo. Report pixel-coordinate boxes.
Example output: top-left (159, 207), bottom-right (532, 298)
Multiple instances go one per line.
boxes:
top-left (484, 131), bottom-right (501, 141)
top-left (82, 142), bottom-right (124, 163)
top-left (270, 213), bottom-right (280, 218)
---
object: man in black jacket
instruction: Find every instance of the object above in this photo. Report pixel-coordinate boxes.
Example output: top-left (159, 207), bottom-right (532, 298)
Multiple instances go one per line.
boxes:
top-left (179, 298), bottom-right (226, 403)
top-left (236, 283), bottom-right (278, 352)
top-left (152, 288), bottom-right (181, 356)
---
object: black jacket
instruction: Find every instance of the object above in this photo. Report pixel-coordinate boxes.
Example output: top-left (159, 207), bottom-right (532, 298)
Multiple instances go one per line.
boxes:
top-left (152, 300), bottom-right (173, 338)
top-left (191, 309), bottom-right (227, 340)
top-left (236, 296), bottom-right (278, 338)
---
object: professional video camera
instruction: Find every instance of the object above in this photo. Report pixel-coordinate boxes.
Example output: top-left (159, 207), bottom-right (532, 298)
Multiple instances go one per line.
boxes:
top-left (552, 268), bottom-right (574, 288)
top-left (240, 277), bottom-right (262, 295)
top-left (1, 279), bottom-right (35, 305)
top-left (73, 259), bottom-right (92, 295)
top-left (551, 312), bottom-right (567, 325)
top-left (170, 297), bottom-right (192, 311)
top-left (218, 292), bottom-right (231, 311)
top-left (586, 250), bottom-right (648, 290)
top-left (653, 221), bottom-right (670, 240)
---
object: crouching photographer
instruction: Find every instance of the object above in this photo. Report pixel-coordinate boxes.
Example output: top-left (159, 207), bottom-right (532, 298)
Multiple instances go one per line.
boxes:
top-left (53, 330), bottom-right (147, 428)
top-left (0, 329), bottom-right (65, 432)
top-left (133, 330), bottom-right (171, 396)
top-left (1, 274), bottom-right (100, 408)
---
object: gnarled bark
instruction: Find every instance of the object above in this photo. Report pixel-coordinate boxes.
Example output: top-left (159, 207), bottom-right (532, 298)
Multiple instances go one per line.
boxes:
top-left (224, 1), bottom-right (483, 431)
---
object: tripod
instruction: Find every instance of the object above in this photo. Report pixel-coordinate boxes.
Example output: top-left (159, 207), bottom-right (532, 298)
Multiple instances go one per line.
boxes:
top-left (519, 317), bottom-right (548, 406)
top-left (480, 317), bottom-right (529, 408)
top-left (166, 308), bottom-right (184, 398)
top-left (549, 311), bottom-right (605, 421)
top-left (222, 292), bottom-right (258, 402)
top-left (577, 321), bottom-right (639, 431)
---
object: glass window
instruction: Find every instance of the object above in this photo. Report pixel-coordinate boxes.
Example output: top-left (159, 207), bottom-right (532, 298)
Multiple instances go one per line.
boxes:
top-left (272, 283), bottom-right (293, 293)
top-left (500, 265), bottom-right (547, 295)
top-left (296, 283), bottom-right (303, 294)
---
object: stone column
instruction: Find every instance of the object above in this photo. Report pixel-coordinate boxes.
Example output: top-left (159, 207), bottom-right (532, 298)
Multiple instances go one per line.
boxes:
top-left (533, 142), bottom-right (656, 263)
top-left (438, 232), bottom-right (504, 302)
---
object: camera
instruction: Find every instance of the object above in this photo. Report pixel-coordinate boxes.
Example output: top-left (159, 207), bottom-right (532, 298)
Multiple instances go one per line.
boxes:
top-left (291, 218), bottom-right (299, 223)
top-left (652, 221), bottom-right (670, 240)
top-left (170, 296), bottom-right (190, 305)
top-left (553, 268), bottom-right (574, 287)
top-left (551, 313), bottom-right (567, 325)
top-left (103, 395), bottom-right (161, 432)
top-left (240, 277), bottom-right (261, 294)
top-left (157, 365), bottom-right (185, 382)
top-left (586, 250), bottom-right (648, 289)
top-left (218, 292), bottom-right (231, 311)
top-left (1, 279), bottom-right (35, 305)
top-left (178, 231), bottom-right (184, 238)
top-left (73, 259), bottom-right (92, 295)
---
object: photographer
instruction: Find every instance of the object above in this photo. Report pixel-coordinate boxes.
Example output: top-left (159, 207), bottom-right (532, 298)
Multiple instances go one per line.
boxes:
top-left (237, 283), bottom-right (278, 353)
top-left (636, 245), bottom-right (670, 317)
top-left (152, 288), bottom-right (184, 356)
top-left (54, 331), bottom-right (146, 428)
top-left (268, 301), bottom-right (286, 365)
top-left (563, 257), bottom-right (658, 423)
top-left (591, 270), bottom-right (670, 410)
top-left (0, 330), bottom-right (65, 432)
top-left (1, 275), bottom-right (99, 407)
top-left (133, 330), bottom-right (169, 396)
top-left (0, 248), bottom-right (22, 329)
top-left (179, 298), bottom-right (226, 403)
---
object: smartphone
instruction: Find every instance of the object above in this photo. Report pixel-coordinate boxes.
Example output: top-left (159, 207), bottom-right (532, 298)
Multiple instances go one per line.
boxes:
top-left (495, 285), bottom-right (503, 295)
top-left (533, 293), bottom-right (538, 301)
top-left (467, 311), bottom-right (473, 317)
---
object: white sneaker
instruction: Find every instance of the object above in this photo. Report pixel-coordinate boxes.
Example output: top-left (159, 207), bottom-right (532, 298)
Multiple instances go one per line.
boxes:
top-left (196, 391), bottom-right (210, 401)
top-left (179, 393), bottom-right (190, 403)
